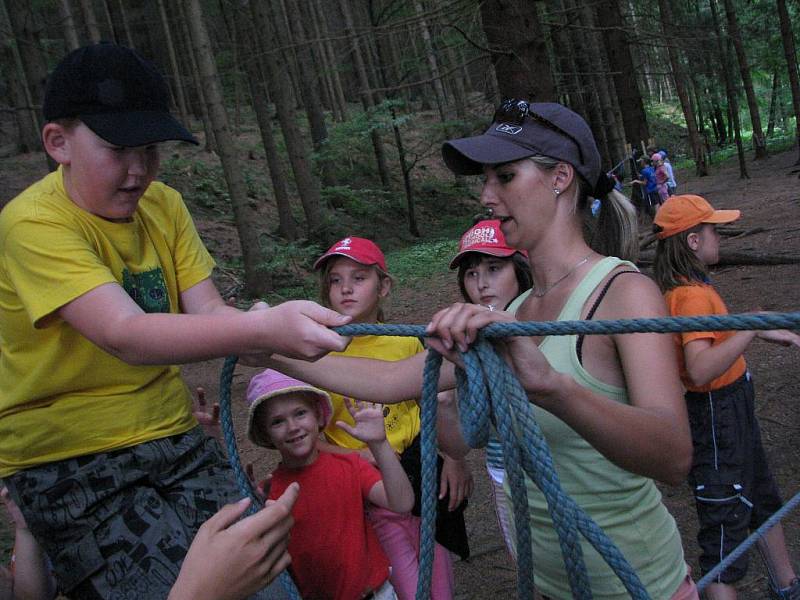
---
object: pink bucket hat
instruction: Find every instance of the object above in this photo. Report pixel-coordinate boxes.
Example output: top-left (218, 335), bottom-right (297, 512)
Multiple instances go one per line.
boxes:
top-left (449, 219), bottom-right (528, 269)
top-left (246, 369), bottom-right (333, 449)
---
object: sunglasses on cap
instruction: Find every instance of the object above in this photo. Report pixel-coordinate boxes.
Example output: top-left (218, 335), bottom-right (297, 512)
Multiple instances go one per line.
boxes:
top-left (492, 98), bottom-right (584, 164)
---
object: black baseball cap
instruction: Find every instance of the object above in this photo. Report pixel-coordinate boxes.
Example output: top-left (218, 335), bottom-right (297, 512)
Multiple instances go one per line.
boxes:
top-left (43, 42), bottom-right (198, 147)
top-left (442, 101), bottom-right (601, 186)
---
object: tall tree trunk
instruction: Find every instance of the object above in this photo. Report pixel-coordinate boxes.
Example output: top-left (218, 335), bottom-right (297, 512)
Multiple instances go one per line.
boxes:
top-left (314, 0), bottom-right (348, 120)
top-left (338, 0), bottom-right (391, 189)
top-left (250, 0), bottom-right (328, 240)
top-left (596, 0), bottom-right (649, 151)
top-left (413, 0), bottom-right (447, 123)
top-left (79, 0), bottom-right (101, 42)
top-left (177, 0), bottom-right (215, 152)
top-left (445, 43), bottom-right (468, 122)
top-left (100, 0), bottom-right (117, 43)
top-left (5, 0), bottom-right (48, 154)
top-left (286, 0), bottom-right (335, 187)
top-left (710, 0), bottom-right (748, 178)
top-left (115, 0), bottom-right (133, 47)
top-left (58, 0), bottom-right (81, 50)
top-left (480, 0), bottom-right (555, 100)
top-left (237, 11), bottom-right (297, 241)
top-left (185, 0), bottom-right (271, 296)
top-left (657, 0), bottom-right (707, 175)
top-left (157, 0), bottom-right (190, 129)
top-left (578, 2), bottom-right (624, 168)
top-left (722, 0), bottom-right (766, 158)
top-left (767, 70), bottom-right (779, 137)
top-left (776, 0), bottom-right (800, 164)
top-left (563, 0), bottom-right (609, 162)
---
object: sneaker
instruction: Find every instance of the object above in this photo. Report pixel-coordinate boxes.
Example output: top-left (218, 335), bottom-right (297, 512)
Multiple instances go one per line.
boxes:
top-left (771, 578), bottom-right (800, 600)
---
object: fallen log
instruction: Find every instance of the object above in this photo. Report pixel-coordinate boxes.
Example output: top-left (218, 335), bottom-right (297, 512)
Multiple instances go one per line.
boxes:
top-left (638, 250), bottom-right (800, 266)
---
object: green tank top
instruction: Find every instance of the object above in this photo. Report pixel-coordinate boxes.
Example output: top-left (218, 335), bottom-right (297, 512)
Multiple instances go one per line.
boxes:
top-left (505, 256), bottom-right (686, 599)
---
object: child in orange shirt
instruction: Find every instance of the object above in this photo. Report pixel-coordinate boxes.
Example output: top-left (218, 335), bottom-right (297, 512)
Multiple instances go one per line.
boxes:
top-left (654, 194), bottom-right (800, 600)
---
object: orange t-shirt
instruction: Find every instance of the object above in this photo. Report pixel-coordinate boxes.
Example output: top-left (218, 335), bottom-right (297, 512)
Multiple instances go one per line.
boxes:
top-left (664, 282), bottom-right (746, 393)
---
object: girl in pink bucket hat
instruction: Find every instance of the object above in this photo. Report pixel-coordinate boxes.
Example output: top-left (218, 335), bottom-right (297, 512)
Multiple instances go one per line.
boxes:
top-left (246, 368), bottom-right (413, 600)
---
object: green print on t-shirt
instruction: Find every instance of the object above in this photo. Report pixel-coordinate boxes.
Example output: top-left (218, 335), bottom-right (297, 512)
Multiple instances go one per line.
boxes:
top-left (122, 267), bottom-right (170, 313)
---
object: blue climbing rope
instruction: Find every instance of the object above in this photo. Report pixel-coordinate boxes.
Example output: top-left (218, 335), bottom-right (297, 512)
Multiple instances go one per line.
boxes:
top-left (218, 310), bottom-right (800, 600)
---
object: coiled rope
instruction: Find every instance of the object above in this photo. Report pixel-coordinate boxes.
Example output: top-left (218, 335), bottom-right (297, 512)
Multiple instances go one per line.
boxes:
top-left (220, 310), bottom-right (800, 599)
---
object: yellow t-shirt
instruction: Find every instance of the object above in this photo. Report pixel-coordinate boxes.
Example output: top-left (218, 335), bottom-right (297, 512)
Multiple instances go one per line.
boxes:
top-left (0, 167), bottom-right (213, 476)
top-left (323, 334), bottom-right (423, 453)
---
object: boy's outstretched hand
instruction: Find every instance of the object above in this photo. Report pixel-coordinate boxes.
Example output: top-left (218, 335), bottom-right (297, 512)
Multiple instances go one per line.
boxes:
top-left (336, 398), bottom-right (387, 445)
top-left (265, 301), bottom-right (352, 361)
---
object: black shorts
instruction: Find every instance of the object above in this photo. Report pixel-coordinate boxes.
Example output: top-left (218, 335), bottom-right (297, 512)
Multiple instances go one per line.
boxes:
top-left (685, 373), bottom-right (783, 583)
top-left (3, 427), bottom-right (240, 599)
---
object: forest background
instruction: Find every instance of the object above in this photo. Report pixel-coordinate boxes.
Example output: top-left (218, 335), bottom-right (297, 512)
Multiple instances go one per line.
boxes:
top-left (2, 0), bottom-right (800, 598)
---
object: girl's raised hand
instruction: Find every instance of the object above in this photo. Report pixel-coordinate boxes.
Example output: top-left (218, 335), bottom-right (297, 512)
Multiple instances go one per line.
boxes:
top-left (335, 398), bottom-right (387, 444)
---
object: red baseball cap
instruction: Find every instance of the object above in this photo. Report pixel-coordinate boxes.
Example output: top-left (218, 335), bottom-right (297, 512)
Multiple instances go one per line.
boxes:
top-left (653, 195), bottom-right (740, 239)
top-left (449, 219), bottom-right (528, 269)
top-left (313, 237), bottom-right (388, 272)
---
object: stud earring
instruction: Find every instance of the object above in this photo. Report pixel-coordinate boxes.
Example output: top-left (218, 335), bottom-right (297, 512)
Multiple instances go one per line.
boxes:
top-left (553, 188), bottom-right (561, 196)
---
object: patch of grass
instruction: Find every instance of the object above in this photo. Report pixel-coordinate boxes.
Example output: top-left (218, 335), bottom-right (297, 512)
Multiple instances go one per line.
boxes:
top-left (386, 239), bottom-right (458, 287)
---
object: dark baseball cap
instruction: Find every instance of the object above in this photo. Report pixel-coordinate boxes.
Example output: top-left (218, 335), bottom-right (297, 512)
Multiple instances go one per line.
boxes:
top-left (43, 42), bottom-right (198, 147)
top-left (442, 101), bottom-right (601, 186)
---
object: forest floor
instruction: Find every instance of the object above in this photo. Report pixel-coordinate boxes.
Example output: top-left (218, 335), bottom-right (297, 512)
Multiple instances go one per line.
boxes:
top-left (2, 143), bottom-right (800, 599)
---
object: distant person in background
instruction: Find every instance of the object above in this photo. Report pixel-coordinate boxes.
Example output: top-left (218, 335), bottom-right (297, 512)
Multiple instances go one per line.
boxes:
top-left (660, 151), bottom-right (677, 195)
top-left (632, 157), bottom-right (659, 216)
top-left (652, 153), bottom-right (670, 204)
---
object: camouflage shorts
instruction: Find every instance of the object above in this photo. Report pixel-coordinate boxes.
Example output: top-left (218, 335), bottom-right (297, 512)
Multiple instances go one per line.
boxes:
top-left (3, 426), bottom-right (240, 599)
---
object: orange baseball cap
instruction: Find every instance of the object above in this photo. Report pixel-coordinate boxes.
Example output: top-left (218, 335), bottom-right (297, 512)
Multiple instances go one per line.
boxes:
top-left (653, 194), bottom-right (740, 239)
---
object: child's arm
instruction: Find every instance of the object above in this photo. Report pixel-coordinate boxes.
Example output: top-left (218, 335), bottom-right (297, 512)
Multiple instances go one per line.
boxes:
top-left (684, 328), bottom-right (800, 387)
top-left (1, 488), bottom-right (57, 600)
top-left (57, 280), bottom-right (350, 365)
top-left (336, 399), bottom-right (414, 513)
top-left (436, 390), bottom-right (470, 459)
top-left (266, 350), bottom-right (456, 404)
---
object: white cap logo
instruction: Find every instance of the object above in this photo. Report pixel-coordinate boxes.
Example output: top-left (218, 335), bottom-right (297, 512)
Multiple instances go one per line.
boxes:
top-left (496, 123), bottom-right (522, 135)
top-left (461, 226), bottom-right (498, 249)
top-left (335, 237), bottom-right (352, 251)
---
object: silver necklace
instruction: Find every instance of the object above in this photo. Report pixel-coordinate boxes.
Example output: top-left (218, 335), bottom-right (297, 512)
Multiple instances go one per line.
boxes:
top-left (531, 253), bottom-right (592, 298)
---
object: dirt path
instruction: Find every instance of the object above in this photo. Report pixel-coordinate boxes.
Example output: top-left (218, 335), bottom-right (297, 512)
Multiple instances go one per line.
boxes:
top-left (3, 148), bottom-right (800, 599)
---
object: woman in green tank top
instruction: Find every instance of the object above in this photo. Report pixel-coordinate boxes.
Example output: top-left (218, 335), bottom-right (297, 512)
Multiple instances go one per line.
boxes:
top-left (428, 101), bottom-right (698, 599)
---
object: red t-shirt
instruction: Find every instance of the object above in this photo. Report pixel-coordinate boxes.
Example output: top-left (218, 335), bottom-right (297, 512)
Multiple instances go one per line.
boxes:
top-left (268, 451), bottom-right (389, 600)
top-left (665, 282), bottom-right (747, 392)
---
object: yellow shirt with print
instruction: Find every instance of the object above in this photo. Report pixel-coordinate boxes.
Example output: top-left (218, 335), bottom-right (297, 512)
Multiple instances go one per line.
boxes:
top-left (324, 335), bottom-right (423, 453)
top-left (0, 167), bottom-right (212, 476)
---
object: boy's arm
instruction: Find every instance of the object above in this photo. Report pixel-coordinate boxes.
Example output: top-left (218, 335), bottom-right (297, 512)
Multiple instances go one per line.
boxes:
top-left (336, 400), bottom-right (414, 513)
top-left (684, 328), bottom-right (800, 387)
top-left (57, 282), bottom-right (350, 365)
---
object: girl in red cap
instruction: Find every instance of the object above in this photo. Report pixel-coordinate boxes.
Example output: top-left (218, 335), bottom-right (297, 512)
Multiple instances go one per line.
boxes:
top-left (654, 195), bottom-right (800, 600)
top-left (312, 237), bottom-right (467, 600)
top-left (446, 218), bottom-right (531, 560)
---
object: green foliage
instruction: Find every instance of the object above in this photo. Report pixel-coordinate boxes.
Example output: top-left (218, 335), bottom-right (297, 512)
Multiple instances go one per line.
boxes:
top-left (322, 185), bottom-right (397, 219)
top-left (161, 155), bottom-right (232, 217)
top-left (258, 239), bottom-right (323, 302)
top-left (386, 239), bottom-right (458, 288)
